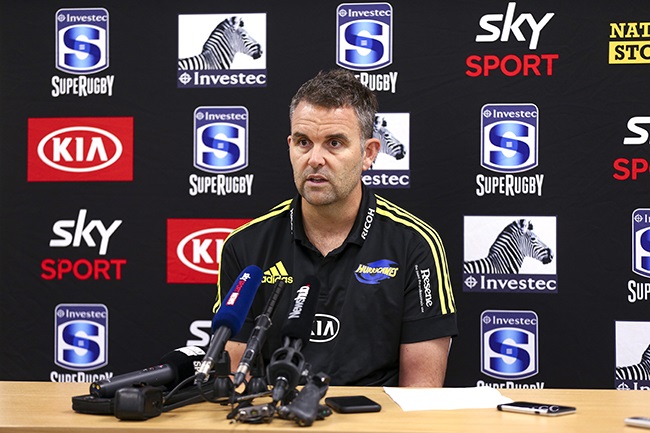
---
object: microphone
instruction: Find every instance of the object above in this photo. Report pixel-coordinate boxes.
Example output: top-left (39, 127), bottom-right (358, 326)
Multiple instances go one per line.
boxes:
top-left (89, 346), bottom-right (205, 398)
top-left (194, 265), bottom-right (262, 385)
top-left (267, 276), bottom-right (320, 403)
top-left (233, 280), bottom-right (285, 388)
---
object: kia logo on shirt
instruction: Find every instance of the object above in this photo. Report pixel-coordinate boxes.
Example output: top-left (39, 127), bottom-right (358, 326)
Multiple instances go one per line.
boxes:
top-left (167, 218), bottom-right (250, 284)
top-left (27, 117), bottom-right (133, 182)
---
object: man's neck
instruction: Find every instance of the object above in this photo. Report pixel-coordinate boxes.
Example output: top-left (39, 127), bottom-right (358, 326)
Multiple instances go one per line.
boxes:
top-left (301, 188), bottom-right (362, 256)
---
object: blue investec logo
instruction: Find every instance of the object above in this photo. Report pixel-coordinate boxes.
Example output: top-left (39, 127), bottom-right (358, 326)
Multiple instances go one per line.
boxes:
top-left (481, 104), bottom-right (538, 173)
top-left (194, 106), bottom-right (248, 174)
top-left (481, 310), bottom-right (538, 380)
top-left (633, 208), bottom-right (650, 278)
top-left (336, 3), bottom-right (392, 71)
top-left (55, 304), bottom-right (108, 371)
top-left (55, 8), bottom-right (109, 75)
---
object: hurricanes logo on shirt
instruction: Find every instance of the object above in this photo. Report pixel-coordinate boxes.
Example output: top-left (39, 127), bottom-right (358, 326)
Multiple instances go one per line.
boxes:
top-left (354, 259), bottom-right (399, 284)
top-left (262, 261), bottom-right (293, 284)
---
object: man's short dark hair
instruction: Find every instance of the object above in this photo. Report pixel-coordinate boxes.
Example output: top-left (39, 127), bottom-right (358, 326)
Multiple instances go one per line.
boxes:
top-left (289, 69), bottom-right (378, 140)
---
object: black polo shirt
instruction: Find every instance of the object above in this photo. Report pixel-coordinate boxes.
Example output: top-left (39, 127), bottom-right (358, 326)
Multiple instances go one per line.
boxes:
top-left (215, 185), bottom-right (457, 386)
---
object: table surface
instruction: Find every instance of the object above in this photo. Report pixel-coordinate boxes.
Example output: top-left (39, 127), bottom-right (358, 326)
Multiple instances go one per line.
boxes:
top-left (0, 382), bottom-right (649, 433)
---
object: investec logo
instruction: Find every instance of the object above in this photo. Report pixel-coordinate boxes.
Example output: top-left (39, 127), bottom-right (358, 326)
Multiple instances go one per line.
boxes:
top-left (476, 104), bottom-right (544, 197)
top-left (336, 3), bottom-right (398, 93)
top-left (27, 117), bottom-right (133, 182)
top-left (167, 218), bottom-right (250, 284)
top-left (177, 13), bottom-right (267, 88)
top-left (54, 304), bottom-right (108, 373)
top-left (53, 8), bottom-right (115, 97)
top-left (463, 215), bottom-right (557, 293)
top-left (609, 21), bottom-right (650, 64)
top-left (466, 2), bottom-right (558, 77)
top-left (481, 310), bottom-right (538, 381)
top-left (629, 209), bottom-right (650, 304)
top-left (190, 107), bottom-right (254, 197)
top-left (361, 112), bottom-right (410, 189)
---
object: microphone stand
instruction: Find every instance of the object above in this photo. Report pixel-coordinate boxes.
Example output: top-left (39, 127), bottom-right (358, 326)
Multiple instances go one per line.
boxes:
top-left (244, 353), bottom-right (269, 395)
top-left (212, 350), bottom-right (234, 400)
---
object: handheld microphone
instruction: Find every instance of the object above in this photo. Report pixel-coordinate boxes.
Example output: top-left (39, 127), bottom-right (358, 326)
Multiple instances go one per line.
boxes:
top-left (89, 346), bottom-right (205, 398)
top-left (194, 265), bottom-right (262, 385)
top-left (233, 280), bottom-right (285, 387)
top-left (267, 276), bottom-right (321, 403)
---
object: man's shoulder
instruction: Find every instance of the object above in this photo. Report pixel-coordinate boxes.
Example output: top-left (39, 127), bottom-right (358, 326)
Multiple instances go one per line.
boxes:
top-left (227, 198), bottom-right (294, 240)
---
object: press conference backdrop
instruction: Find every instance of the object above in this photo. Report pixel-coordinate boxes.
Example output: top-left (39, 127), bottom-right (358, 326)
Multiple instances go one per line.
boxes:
top-left (1, 0), bottom-right (649, 391)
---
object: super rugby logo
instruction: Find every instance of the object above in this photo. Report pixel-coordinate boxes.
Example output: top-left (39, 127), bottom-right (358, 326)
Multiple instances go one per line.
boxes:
top-left (167, 218), bottom-right (250, 284)
top-left (337, 3), bottom-right (393, 71)
top-left (27, 117), bottom-right (133, 182)
top-left (354, 259), bottom-right (399, 284)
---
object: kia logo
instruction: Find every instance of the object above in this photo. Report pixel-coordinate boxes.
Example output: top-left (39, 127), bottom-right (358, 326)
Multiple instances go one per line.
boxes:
top-left (176, 228), bottom-right (233, 274)
top-left (37, 126), bottom-right (123, 172)
top-left (310, 313), bottom-right (340, 343)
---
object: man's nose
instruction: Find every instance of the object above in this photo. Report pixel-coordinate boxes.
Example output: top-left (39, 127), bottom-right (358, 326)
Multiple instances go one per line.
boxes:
top-left (307, 144), bottom-right (326, 167)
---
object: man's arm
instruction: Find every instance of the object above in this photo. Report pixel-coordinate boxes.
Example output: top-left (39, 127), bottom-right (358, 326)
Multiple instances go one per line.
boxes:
top-left (398, 336), bottom-right (451, 387)
top-left (225, 340), bottom-right (246, 377)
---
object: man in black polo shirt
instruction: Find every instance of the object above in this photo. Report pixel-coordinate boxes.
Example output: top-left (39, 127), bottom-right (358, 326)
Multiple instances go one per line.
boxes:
top-left (214, 69), bottom-right (457, 387)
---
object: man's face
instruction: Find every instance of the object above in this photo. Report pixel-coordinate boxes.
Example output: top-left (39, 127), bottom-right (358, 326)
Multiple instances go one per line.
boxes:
top-left (288, 101), bottom-right (377, 208)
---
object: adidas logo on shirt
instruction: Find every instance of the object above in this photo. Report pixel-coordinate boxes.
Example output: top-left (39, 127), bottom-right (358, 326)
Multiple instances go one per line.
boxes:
top-left (262, 261), bottom-right (294, 284)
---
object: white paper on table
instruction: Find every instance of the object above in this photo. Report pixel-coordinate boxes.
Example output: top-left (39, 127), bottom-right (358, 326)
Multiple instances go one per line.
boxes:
top-left (383, 386), bottom-right (514, 412)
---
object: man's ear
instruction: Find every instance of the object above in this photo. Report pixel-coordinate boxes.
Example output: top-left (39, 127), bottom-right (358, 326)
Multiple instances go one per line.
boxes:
top-left (362, 138), bottom-right (381, 171)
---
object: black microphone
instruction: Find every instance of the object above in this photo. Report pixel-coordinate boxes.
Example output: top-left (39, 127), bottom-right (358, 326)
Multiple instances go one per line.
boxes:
top-left (233, 280), bottom-right (285, 387)
top-left (267, 276), bottom-right (321, 403)
top-left (194, 265), bottom-right (262, 385)
top-left (89, 346), bottom-right (205, 398)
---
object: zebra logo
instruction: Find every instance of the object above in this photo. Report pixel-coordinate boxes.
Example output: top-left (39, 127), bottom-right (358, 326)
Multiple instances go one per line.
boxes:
top-left (616, 344), bottom-right (650, 382)
top-left (616, 321), bottom-right (650, 389)
top-left (373, 115), bottom-right (406, 165)
top-left (178, 16), bottom-right (262, 70)
top-left (178, 14), bottom-right (267, 88)
top-left (463, 216), bottom-right (557, 293)
top-left (464, 219), bottom-right (553, 274)
top-left (362, 112), bottom-right (410, 189)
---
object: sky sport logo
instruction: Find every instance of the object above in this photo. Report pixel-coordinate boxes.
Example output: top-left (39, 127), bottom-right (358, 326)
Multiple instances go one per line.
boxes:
top-left (481, 310), bottom-right (538, 381)
top-left (27, 117), bottom-right (133, 182)
top-left (55, 304), bottom-right (108, 371)
top-left (167, 218), bottom-right (250, 284)
top-left (336, 3), bottom-right (392, 71)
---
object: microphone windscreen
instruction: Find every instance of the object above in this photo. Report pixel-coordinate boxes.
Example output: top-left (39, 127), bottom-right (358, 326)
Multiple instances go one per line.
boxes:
top-left (159, 346), bottom-right (205, 386)
top-left (212, 265), bottom-right (263, 334)
top-left (280, 276), bottom-right (321, 346)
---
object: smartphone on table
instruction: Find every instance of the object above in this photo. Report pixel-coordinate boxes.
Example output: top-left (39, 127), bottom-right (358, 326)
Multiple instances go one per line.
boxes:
top-left (324, 395), bottom-right (381, 413)
top-left (497, 401), bottom-right (576, 416)
top-left (625, 417), bottom-right (650, 429)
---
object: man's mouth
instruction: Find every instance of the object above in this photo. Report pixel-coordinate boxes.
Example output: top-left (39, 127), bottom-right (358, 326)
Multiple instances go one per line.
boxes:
top-left (307, 175), bottom-right (327, 184)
